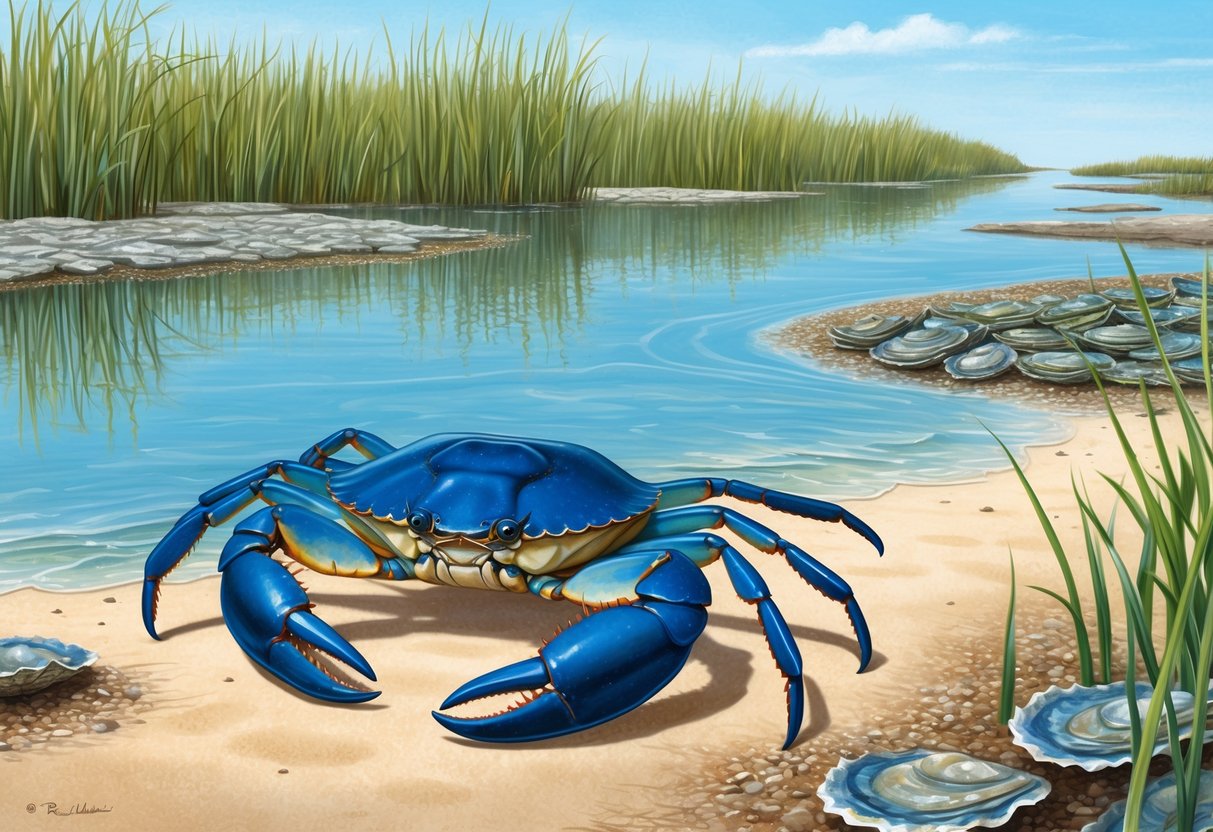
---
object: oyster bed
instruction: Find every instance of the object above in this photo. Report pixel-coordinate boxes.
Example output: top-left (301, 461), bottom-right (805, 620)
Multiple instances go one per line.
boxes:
top-left (622, 598), bottom-right (1206, 832)
top-left (0, 664), bottom-right (149, 754)
top-left (773, 273), bottom-right (1199, 414)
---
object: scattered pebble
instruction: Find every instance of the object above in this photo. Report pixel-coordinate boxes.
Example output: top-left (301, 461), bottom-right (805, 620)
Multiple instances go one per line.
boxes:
top-left (658, 595), bottom-right (1198, 832)
top-left (223, 677), bottom-right (234, 683)
top-left (0, 666), bottom-right (147, 752)
top-left (980, 506), bottom-right (995, 512)
top-left (50, 609), bottom-right (61, 615)
top-left (278, 769), bottom-right (289, 774)
top-left (102, 597), bottom-right (116, 603)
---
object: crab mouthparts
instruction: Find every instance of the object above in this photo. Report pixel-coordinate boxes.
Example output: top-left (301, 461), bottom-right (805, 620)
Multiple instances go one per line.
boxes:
top-left (424, 537), bottom-right (494, 566)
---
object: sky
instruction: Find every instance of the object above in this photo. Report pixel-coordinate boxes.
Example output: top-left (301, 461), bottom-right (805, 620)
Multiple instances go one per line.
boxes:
top-left (27, 1), bottom-right (1213, 168)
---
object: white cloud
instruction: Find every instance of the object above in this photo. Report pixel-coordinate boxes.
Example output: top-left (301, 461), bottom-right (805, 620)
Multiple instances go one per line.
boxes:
top-left (938, 57), bottom-right (1213, 74)
top-left (747, 14), bottom-right (1019, 58)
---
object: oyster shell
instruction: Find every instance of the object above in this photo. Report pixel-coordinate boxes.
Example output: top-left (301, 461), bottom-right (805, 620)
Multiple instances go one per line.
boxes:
top-left (1030, 293), bottom-right (1067, 309)
top-left (944, 343), bottom-right (1017, 380)
top-left (1017, 351), bottom-right (1116, 384)
top-left (1173, 275), bottom-right (1213, 298)
top-left (1099, 360), bottom-right (1170, 386)
top-left (829, 314), bottom-right (919, 350)
top-left (994, 327), bottom-right (1072, 352)
top-left (1171, 308), bottom-right (1213, 333)
top-left (1099, 286), bottom-right (1176, 308)
top-left (1128, 332), bottom-right (1205, 362)
top-left (1036, 294), bottom-right (1114, 329)
top-left (818, 750), bottom-right (1050, 832)
top-left (1081, 770), bottom-right (1213, 832)
top-left (1174, 356), bottom-right (1210, 385)
top-left (0, 636), bottom-right (98, 697)
top-left (1009, 681), bottom-right (1213, 771)
top-left (950, 300), bottom-right (1044, 331)
top-left (927, 301), bottom-right (976, 321)
top-left (1073, 324), bottom-right (1155, 356)
top-left (1115, 307), bottom-right (1198, 329)
top-left (870, 325), bottom-right (988, 370)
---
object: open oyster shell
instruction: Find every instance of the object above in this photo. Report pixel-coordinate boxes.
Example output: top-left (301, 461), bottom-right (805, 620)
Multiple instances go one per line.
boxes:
top-left (1081, 770), bottom-right (1213, 832)
top-left (0, 636), bottom-right (98, 697)
top-left (818, 750), bottom-right (1050, 832)
top-left (1009, 681), bottom-right (1213, 771)
top-left (944, 342), bottom-right (1017, 380)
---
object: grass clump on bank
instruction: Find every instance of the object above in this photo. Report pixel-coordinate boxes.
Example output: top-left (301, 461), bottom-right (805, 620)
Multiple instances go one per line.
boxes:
top-left (0, 0), bottom-right (1027, 220)
top-left (1071, 156), bottom-right (1213, 197)
top-left (998, 249), bottom-right (1213, 832)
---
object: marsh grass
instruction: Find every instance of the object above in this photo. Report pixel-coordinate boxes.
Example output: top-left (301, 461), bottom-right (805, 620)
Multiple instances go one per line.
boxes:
top-left (998, 248), bottom-right (1213, 832)
top-left (0, 1), bottom-right (1027, 220)
top-left (1070, 156), bottom-right (1213, 197)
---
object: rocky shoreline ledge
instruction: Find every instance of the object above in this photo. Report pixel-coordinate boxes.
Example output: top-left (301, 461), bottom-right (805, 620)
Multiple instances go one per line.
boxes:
top-left (0, 202), bottom-right (500, 290)
top-left (968, 214), bottom-right (1213, 247)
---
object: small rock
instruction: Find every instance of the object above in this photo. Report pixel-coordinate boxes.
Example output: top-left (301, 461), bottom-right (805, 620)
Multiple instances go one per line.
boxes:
top-left (91, 720), bottom-right (120, 733)
top-left (51, 609), bottom-right (62, 614)
top-left (103, 597), bottom-right (116, 603)
top-left (782, 807), bottom-right (815, 832)
top-left (278, 768), bottom-right (289, 774)
top-left (742, 780), bottom-right (764, 795)
top-left (124, 686), bottom-right (142, 700)
top-left (223, 677), bottom-right (234, 683)
top-left (51, 729), bottom-right (72, 737)
top-left (980, 506), bottom-right (995, 512)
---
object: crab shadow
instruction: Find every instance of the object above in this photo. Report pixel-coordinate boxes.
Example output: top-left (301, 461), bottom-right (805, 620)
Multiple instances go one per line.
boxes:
top-left (157, 581), bottom-right (884, 748)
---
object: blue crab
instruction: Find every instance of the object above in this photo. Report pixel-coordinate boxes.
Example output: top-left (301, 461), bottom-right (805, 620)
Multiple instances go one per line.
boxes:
top-left (143, 430), bottom-right (882, 747)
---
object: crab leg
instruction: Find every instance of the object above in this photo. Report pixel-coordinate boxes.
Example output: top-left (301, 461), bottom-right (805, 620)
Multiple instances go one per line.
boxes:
top-left (635, 506), bottom-right (872, 672)
top-left (433, 550), bottom-right (710, 743)
top-left (216, 504), bottom-right (389, 702)
top-left (614, 532), bottom-right (805, 747)
top-left (299, 427), bottom-right (396, 469)
top-left (652, 477), bottom-right (883, 555)
top-left (142, 469), bottom-right (397, 639)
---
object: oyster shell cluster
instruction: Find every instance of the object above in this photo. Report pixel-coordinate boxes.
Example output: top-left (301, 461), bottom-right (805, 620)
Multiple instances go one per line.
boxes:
top-left (0, 636), bottom-right (97, 697)
top-left (826, 277), bottom-right (1211, 385)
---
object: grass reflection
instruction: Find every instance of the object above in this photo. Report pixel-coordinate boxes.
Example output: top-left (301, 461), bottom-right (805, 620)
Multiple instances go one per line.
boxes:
top-left (0, 178), bottom-right (1016, 436)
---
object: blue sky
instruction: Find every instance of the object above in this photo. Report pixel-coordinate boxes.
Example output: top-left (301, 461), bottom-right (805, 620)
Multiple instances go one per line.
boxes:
top-left (46, 2), bottom-right (1213, 167)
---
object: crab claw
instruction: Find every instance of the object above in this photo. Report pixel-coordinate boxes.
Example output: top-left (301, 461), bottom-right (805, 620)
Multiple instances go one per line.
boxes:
top-left (434, 551), bottom-right (710, 742)
top-left (220, 540), bottom-right (379, 704)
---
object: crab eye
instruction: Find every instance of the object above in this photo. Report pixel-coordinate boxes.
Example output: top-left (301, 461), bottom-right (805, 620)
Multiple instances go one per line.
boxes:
top-left (406, 509), bottom-right (433, 533)
top-left (493, 518), bottom-right (523, 543)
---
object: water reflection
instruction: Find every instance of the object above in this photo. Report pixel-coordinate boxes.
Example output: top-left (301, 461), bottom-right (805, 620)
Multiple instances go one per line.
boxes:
top-left (0, 178), bottom-right (1019, 436)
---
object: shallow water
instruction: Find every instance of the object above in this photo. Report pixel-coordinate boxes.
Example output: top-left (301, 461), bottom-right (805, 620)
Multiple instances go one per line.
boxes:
top-left (1, 171), bottom-right (1208, 592)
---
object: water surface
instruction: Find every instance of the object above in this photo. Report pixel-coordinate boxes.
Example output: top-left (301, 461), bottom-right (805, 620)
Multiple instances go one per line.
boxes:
top-left (2, 171), bottom-right (1207, 592)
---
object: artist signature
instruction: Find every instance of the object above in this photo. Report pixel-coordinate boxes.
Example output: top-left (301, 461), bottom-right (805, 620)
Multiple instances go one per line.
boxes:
top-left (26, 802), bottom-right (113, 817)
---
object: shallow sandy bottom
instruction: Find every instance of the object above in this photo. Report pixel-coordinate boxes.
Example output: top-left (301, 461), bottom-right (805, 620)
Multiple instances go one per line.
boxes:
top-left (0, 396), bottom-right (1188, 830)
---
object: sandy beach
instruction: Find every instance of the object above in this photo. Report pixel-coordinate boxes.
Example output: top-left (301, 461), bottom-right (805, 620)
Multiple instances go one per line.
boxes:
top-left (1, 397), bottom-right (1188, 831)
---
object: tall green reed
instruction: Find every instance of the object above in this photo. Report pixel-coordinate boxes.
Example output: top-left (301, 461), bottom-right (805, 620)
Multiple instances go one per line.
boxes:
top-left (999, 249), bottom-right (1213, 832)
top-left (0, 0), bottom-right (176, 219)
top-left (1, 1), bottom-right (1027, 220)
